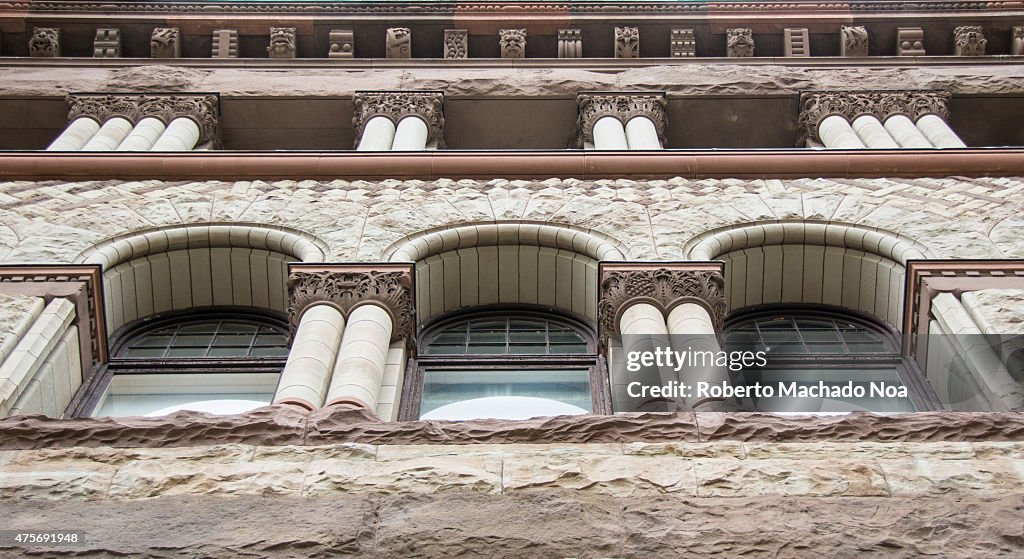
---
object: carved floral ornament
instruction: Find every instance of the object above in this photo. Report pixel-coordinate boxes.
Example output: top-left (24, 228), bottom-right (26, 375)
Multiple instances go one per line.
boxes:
top-left (66, 94), bottom-right (221, 147)
top-left (351, 91), bottom-right (445, 148)
top-left (597, 266), bottom-right (728, 341)
top-left (287, 267), bottom-right (415, 343)
top-left (576, 93), bottom-right (667, 147)
top-left (797, 90), bottom-right (952, 144)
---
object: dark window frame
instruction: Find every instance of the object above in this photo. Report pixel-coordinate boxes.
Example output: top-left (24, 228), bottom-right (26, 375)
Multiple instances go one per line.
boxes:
top-left (400, 305), bottom-right (611, 420)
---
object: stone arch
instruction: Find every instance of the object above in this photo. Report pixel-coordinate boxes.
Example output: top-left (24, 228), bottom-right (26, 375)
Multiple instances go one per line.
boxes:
top-left (684, 221), bottom-right (933, 329)
top-left (384, 222), bottom-right (628, 324)
top-left (76, 224), bottom-right (328, 335)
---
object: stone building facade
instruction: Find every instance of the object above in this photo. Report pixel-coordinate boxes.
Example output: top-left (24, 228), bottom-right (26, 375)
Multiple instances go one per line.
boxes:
top-left (0, 0), bottom-right (1022, 556)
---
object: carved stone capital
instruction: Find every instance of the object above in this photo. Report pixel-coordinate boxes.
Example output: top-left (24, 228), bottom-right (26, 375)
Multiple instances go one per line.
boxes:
top-left (499, 29), bottom-right (526, 58)
top-left (726, 28), bottom-right (754, 57)
top-left (598, 263), bottom-right (728, 342)
top-left (798, 90), bottom-right (952, 144)
top-left (576, 93), bottom-right (667, 147)
top-left (29, 27), bottom-right (60, 57)
top-left (954, 26), bottom-right (986, 56)
top-left (840, 25), bottom-right (868, 57)
top-left (151, 27), bottom-right (180, 58)
top-left (615, 26), bottom-right (639, 58)
top-left (352, 91), bottom-right (445, 148)
top-left (268, 27), bottom-right (296, 59)
top-left (287, 264), bottom-right (415, 343)
top-left (66, 94), bottom-right (221, 147)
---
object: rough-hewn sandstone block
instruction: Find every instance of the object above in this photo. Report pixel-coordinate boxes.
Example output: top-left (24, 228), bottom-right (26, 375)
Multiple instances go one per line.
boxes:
top-left (503, 455), bottom-right (696, 497)
top-left (694, 458), bottom-right (889, 497)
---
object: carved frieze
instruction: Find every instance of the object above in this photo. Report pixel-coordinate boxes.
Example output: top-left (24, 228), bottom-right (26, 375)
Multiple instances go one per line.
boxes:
top-left (558, 29), bottom-right (582, 58)
top-left (897, 27), bottom-right (925, 56)
top-left (93, 28), bottom-right (120, 58)
top-left (287, 266), bottom-right (415, 343)
top-left (954, 26), bottom-right (986, 56)
top-left (352, 91), bottom-right (444, 148)
top-left (444, 29), bottom-right (468, 59)
top-left (268, 27), bottom-right (296, 59)
top-left (212, 29), bottom-right (238, 58)
top-left (29, 27), bottom-right (60, 57)
top-left (329, 29), bottom-right (354, 58)
top-left (598, 267), bottom-right (728, 340)
top-left (386, 28), bottom-right (411, 58)
top-left (840, 25), bottom-right (868, 57)
top-left (784, 28), bottom-right (809, 57)
top-left (576, 93), bottom-right (667, 148)
top-left (615, 26), bottom-right (639, 58)
top-left (798, 90), bottom-right (952, 144)
top-left (66, 94), bottom-right (221, 147)
top-left (499, 29), bottom-right (526, 58)
top-left (670, 28), bottom-right (695, 57)
top-left (726, 28), bottom-right (754, 57)
top-left (150, 27), bottom-right (180, 58)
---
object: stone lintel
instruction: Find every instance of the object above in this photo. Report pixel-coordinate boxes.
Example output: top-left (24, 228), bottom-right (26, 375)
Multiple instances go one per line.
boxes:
top-left (797, 89), bottom-right (952, 144)
top-left (576, 92), bottom-right (667, 148)
top-left (65, 93), bottom-right (221, 148)
top-left (287, 262), bottom-right (415, 343)
top-left (351, 90), bottom-right (445, 148)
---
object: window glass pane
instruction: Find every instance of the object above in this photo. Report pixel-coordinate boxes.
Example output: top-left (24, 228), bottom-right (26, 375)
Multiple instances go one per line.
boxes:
top-left (425, 316), bottom-right (590, 355)
top-left (255, 334), bottom-right (288, 346)
top-left (209, 347), bottom-right (251, 357)
top-left (124, 347), bottom-right (166, 358)
top-left (179, 323), bottom-right (219, 334)
top-left (218, 323), bottom-right (258, 334)
top-left (118, 317), bottom-right (288, 359)
top-left (425, 344), bottom-right (466, 355)
top-left (213, 334), bottom-right (253, 347)
top-left (166, 347), bottom-right (209, 357)
top-left (420, 369), bottom-right (592, 419)
top-left (251, 347), bottom-right (289, 357)
top-left (175, 334), bottom-right (214, 346)
top-left (509, 331), bottom-right (546, 344)
top-left (466, 344), bottom-right (506, 354)
top-left (136, 335), bottom-right (174, 347)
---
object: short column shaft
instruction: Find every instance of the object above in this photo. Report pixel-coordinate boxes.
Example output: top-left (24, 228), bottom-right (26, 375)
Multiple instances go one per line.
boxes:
top-left (851, 115), bottom-right (899, 148)
top-left (818, 115), bottom-right (866, 148)
top-left (117, 117), bottom-right (167, 151)
top-left (592, 116), bottom-right (628, 150)
top-left (273, 304), bottom-right (346, 410)
top-left (883, 114), bottom-right (933, 148)
top-left (624, 116), bottom-right (662, 150)
top-left (151, 117), bottom-right (201, 151)
top-left (81, 117), bottom-right (134, 151)
top-left (915, 114), bottom-right (967, 148)
top-left (356, 116), bottom-right (397, 151)
top-left (390, 117), bottom-right (429, 151)
top-left (46, 117), bottom-right (101, 151)
top-left (325, 304), bottom-right (394, 410)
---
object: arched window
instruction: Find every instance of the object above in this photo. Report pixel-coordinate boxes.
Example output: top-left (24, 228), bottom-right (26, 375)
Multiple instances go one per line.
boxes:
top-left (90, 309), bottom-right (289, 417)
top-left (405, 309), bottom-right (608, 420)
top-left (723, 306), bottom-right (937, 413)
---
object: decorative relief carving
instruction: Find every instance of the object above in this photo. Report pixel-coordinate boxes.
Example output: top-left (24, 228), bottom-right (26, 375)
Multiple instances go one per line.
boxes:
top-left (212, 29), bottom-right (238, 58)
top-left (598, 268), bottom-right (728, 339)
top-left (954, 26), bottom-right (986, 56)
top-left (386, 27), bottom-right (411, 58)
top-left (352, 91), bottom-right (444, 148)
top-left (443, 29), bottom-right (468, 59)
top-left (615, 26), bottom-right (639, 58)
top-left (670, 28), bottom-right (695, 57)
top-left (150, 27), bottom-right (180, 58)
top-left (840, 25), bottom-right (868, 57)
top-left (93, 28), bottom-right (121, 58)
top-left (328, 29), bottom-right (354, 58)
top-left (1012, 26), bottom-right (1024, 56)
top-left (726, 28), bottom-right (754, 57)
top-left (288, 268), bottom-right (414, 342)
top-left (499, 28), bottom-right (526, 58)
top-left (798, 90), bottom-right (952, 145)
top-left (558, 29), bottom-right (582, 58)
top-left (576, 93), bottom-right (667, 147)
top-left (267, 27), bottom-right (296, 58)
top-left (29, 27), bottom-right (60, 57)
top-left (66, 94), bottom-right (221, 147)
top-left (784, 28), bottom-right (809, 56)
top-left (897, 27), bottom-right (925, 56)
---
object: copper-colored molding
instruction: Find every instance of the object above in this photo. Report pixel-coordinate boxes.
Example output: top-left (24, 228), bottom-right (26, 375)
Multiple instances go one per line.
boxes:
top-left (902, 259), bottom-right (1024, 362)
top-left (6, 149), bottom-right (1024, 181)
top-left (0, 264), bottom-right (108, 365)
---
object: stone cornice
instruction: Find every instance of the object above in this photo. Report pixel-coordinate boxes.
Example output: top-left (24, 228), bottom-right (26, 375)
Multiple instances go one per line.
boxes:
top-left (65, 93), bottom-right (221, 148)
top-left (798, 90), bottom-right (952, 144)
top-left (287, 263), bottom-right (415, 343)
top-left (351, 91), bottom-right (445, 148)
top-left (576, 92), bottom-right (667, 148)
top-left (597, 262), bottom-right (727, 343)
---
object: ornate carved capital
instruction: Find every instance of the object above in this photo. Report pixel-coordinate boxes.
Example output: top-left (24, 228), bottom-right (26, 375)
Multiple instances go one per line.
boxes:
top-left (352, 91), bottom-right (445, 148)
top-left (151, 27), bottom-right (180, 58)
top-left (29, 27), bottom-right (60, 57)
top-left (287, 264), bottom-right (415, 343)
top-left (798, 90), bottom-right (952, 145)
top-left (268, 27), bottom-right (296, 59)
top-left (726, 28), bottom-right (754, 57)
top-left (66, 94), bottom-right (221, 148)
top-left (499, 29), bottom-right (526, 58)
top-left (576, 92), bottom-right (667, 147)
top-left (954, 26), bottom-right (986, 56)
top-left (598, 263), bottom-right (728, 343)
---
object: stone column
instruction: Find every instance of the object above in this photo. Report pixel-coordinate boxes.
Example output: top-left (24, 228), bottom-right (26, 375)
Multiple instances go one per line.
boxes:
top-left (80, 116), bottom-right (133, 151)
top-left (286, 264), bottom-right (414, 415)
top-left (592, 116), bottom-right (628, 150)
top-left (818, 115), bottom-right (866, 148)
top-left (577, 93), bottom-right (667, 150)
top-left (356, 116), bottom-right (396, 151)
top-left (353, 92), bottom-right (444, 151)
top-left (915, 114), bottom-right (967, 148)
top-left (624, 116), bottom-right (662, 149)
top-left (883, 115), bottom-right (933, 148)
top-left (666, 302), bottom-right (733, 410)
top-left (151, 117), bottom-right (201, 151)
top-left (391, 117), bottom-right (430, 151)
top-left (117, 117), bottom-right (167, 151)
top-left (273, 304), bottom-right (345, 410)
top-left (851, 115), bottom-right (899, 148)
top-left (46, 117), bottom-right (100, 151)
top-left (325, 304), bottom-right (393, 409)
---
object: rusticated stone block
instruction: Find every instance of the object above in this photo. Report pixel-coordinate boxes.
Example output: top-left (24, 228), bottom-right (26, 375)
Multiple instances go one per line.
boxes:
top-left (305, 454), bottom-right (502, 496)
top-left (694, 458), bottom-right (889, 497)
top-left (504, 454), bottom-right (696, 497)
top-left (881, 457), bottom-right (1023, 496)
